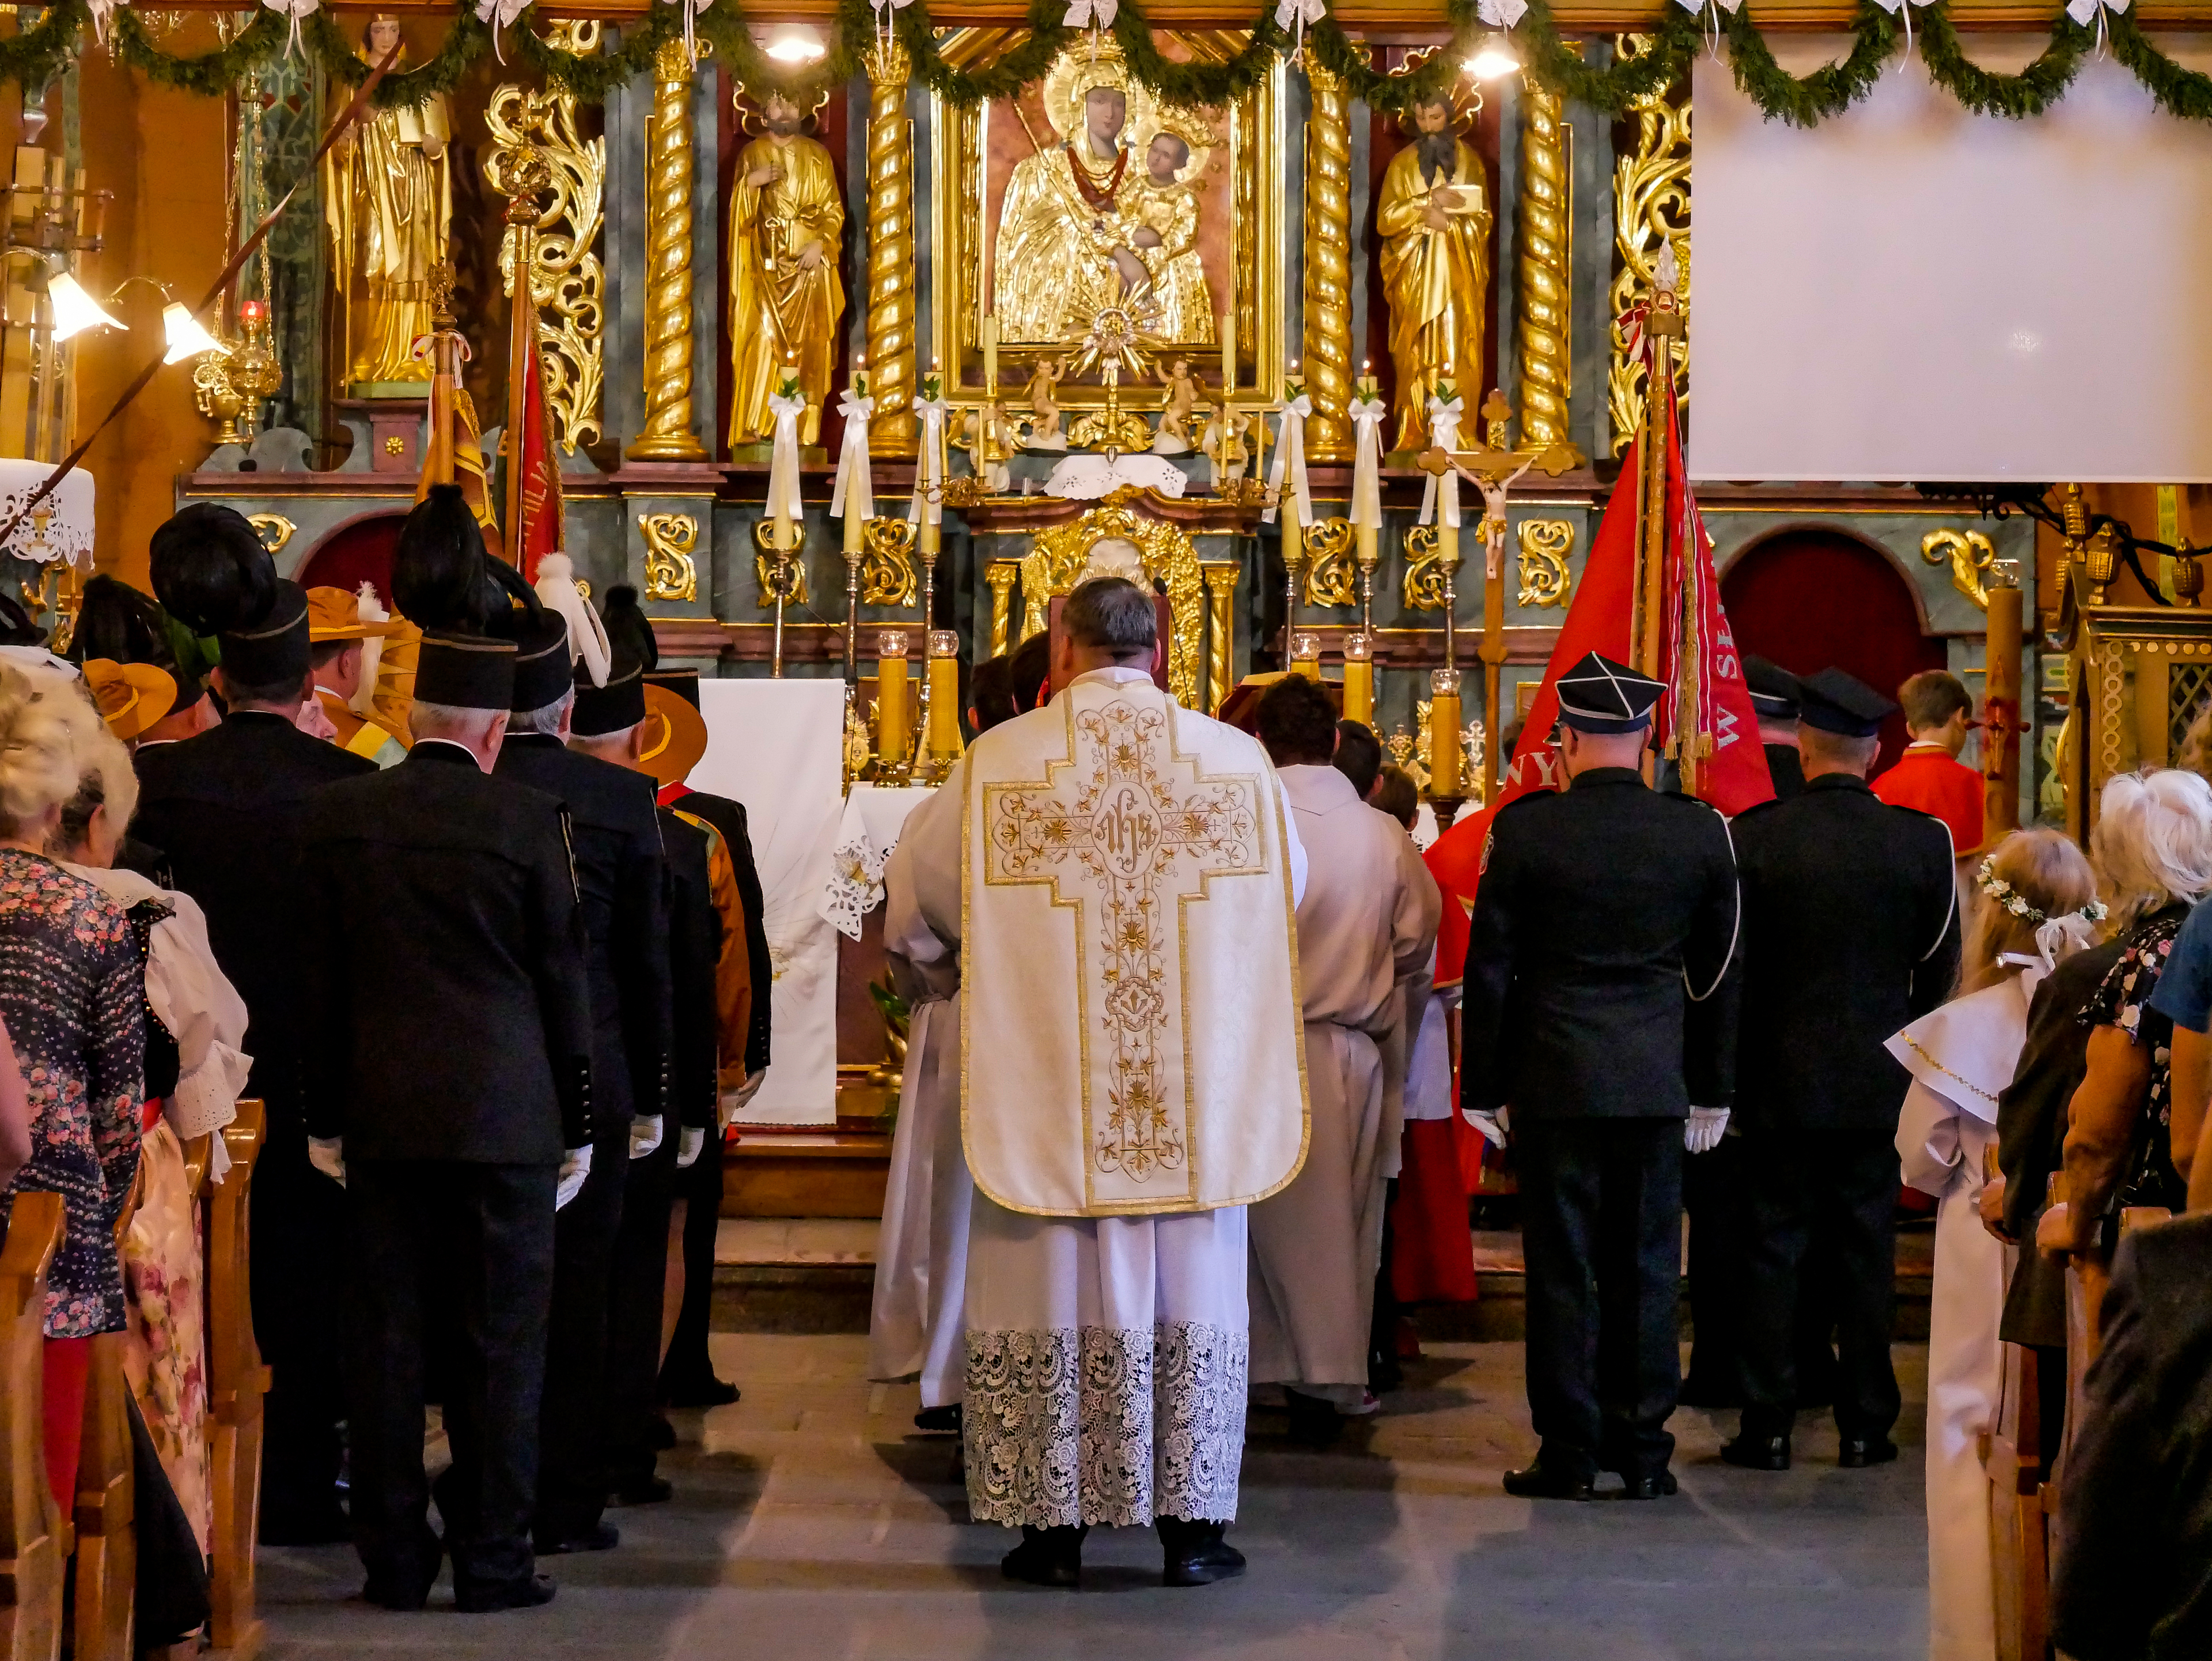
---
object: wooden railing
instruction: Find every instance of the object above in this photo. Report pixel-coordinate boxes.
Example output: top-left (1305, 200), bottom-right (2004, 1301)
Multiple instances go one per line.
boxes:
top-left (204, 1102), bottom-right (266, 1660)
top-left (0, 1191), bottom-right (65, 1661)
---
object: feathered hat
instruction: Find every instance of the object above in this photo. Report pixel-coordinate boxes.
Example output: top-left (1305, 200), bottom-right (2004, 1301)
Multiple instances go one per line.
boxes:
top-left (149, 502), bottom-right (310, 688)
top-left (391, 483), bottom-right (542, 638)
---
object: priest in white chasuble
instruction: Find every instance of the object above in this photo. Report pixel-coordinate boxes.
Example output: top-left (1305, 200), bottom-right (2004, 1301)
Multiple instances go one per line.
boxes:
top-left (900, 577), bottom-right (1309, 1590)
top-left (1245, 676), bottom-right (1441, 1434)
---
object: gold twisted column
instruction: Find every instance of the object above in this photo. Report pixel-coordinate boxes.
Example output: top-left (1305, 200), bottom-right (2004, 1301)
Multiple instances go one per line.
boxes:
top-left (1202, 560), bottom-right (1241, 714)
top-left (865, 37), bottom-right (918, 457)
top-left (986, 561), bottom-right (1018, 658)
top-left (1301, 62), bottom-right (1351, 462)
top-left (1517, 65), bottom-right (1573, 451)
top-left (626, 40), bottom-right (709, 461)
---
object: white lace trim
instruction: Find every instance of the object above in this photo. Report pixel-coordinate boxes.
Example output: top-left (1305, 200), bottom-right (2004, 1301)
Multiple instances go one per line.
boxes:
top-left (821, 834), bottom-right (888, 941)
top-left (963, 1320), bottom-right (1248, 1528)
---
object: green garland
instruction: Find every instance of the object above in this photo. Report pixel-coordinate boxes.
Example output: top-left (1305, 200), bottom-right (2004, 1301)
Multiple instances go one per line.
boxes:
top-left (18, 0), bottom-right (2212, 138)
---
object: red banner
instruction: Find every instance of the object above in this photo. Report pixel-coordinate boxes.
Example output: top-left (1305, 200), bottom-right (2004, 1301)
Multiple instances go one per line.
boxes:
top-left (510, 335), bottom-right (566, 583)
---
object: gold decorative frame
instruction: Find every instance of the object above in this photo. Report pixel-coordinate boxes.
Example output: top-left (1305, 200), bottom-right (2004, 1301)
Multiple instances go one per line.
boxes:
top-left (1607, 33), bottom-right (1689, 457)
top-left (1301, 517), bottom-right (1356, 608)
top-left (752, 520), bottom-right (813, 607)
top-left (928, 33), bottom-right (1289, 410)
top-left (639, 511), bottom-right (699, 603)
top-left (1516, 519), bottom-right (1575, 608)
top-left (1922, 528), bottom-right (1995, 610)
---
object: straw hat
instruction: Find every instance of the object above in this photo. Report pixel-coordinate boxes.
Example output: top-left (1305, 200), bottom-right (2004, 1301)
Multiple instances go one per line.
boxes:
top-left (638, 679), bottom-right (710, 789)
top-left (80, 658), bottom-right (178, 743)
top-left (306, 584), bottom-right (402, 642)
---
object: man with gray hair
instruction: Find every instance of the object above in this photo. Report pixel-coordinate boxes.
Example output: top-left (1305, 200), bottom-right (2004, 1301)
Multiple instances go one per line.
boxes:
top-left (897, 576), bottom-right (1309, 1588)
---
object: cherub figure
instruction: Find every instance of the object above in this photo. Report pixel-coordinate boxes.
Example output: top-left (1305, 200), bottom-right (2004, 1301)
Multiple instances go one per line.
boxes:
top-left (1199, 400), bottom-right (1249, 489)
top-left (1153, 357), bottom-right (1201, 455)
top-left (1024, 356), bottom-right (1067, 451)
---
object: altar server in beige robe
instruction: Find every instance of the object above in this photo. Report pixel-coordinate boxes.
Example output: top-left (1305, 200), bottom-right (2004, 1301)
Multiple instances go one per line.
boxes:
top-left (1247, 675), bottom-right (1441, 1431)
top-left (902, 577), bottom-right (1307, 1592)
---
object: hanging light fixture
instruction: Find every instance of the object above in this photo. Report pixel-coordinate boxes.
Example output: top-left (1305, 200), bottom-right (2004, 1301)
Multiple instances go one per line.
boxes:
top-left (160, 301), bottom-right (225, 365)
top-left (44, 270), bottom-right (125, 342)
top-left (765, 26), bottom-right (825, 61)
top-left (1464, 35), bottom-right (1521, 79)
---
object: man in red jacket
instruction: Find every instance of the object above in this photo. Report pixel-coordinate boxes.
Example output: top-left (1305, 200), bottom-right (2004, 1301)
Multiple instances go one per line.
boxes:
top-left (1870, 669), bottom-right (1984, 860)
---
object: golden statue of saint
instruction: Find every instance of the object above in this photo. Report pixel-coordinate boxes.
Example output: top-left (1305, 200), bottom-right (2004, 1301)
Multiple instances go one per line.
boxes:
top-left (1376, 93), bottom-right (1493, 452)
top-left (1126, 128), bottom-right (1214, 345)
top-left (728, 92), bottom-right (846, 450)
top-left (321, 16), bottom-right (452, 391)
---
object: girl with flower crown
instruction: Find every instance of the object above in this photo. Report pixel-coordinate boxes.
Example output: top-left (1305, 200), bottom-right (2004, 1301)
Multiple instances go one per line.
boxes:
top-left (1888, 827), bottom-right (2101, 1661)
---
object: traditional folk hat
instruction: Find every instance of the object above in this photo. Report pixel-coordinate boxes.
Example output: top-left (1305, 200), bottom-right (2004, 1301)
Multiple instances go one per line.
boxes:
top-left (413, 630), bottom-right (516, 711)
top-left (306, 585), bottom-right (402, 643)
top-left (510, 610), bottom-right (574, 714)
top-left (1555, 650), bottom-right (1663, 734)
top-left (79, 659), bottom-right (177, 742)
top-left (1797, 667), bottom-right (1896, 738)
top-left (572, 584), bottom-right (652, 737)
top-left (150, 503), bottom-right (312, 686)
top-left (1742, 656), bottom-right (1801, 722)
top-left (639, 671), bottom-right (711, 789)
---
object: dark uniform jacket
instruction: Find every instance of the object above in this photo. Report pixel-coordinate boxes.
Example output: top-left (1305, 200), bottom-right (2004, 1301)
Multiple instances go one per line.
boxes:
top-left (664, 787), bottom-right (772, 1076)
top-left (496, 735), bottom-right (672, 1130)
top-left (1731, 771), bottom-right (1961, 1134)
top-left (2053, 1213), bottom-right (2212, 1661)
top-left (1461, 767), bottom-right (1742, 1121)
top-left (1763, 741), bottom-right (1806, 801)
top-left (132, 712), bottom-right (375, 1139)
top-left (660, 809), bottom-right (723, 1133)
top-left (299, 742), bottom-right (593, 1163)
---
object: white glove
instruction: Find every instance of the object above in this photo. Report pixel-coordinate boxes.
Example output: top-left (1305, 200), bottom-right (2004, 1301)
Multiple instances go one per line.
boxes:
top-left (308, 1136), bottom-right (346, 1188)
top-left (718, 1070), bottom-right (767, 1130)
top-left (1684, 1107), bottom-right (1730, 1155)
top-left (677, 1126), bottom-right (706, 1169)
top-left (556, 1142), bottom-right (593, 1210)
top-left (1464, 1107), bottom-right (1508, 1149)
top-left (629, 1113), bottom-right (665, 1160)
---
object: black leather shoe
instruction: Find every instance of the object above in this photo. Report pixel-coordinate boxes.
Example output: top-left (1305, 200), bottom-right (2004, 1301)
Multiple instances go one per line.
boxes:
top-left (1502, 1461), bottom-right (1594, 1501)
top-left (454, 1573), bottom-right (557, 1613)
top-left (1619, 1470), bottom-right (1679, 1500)
top-left (533, 1522), bottom-right (619, 1556)
top-left (662, 1374), bottom-right (741, 1409)
top-left (1001, 1524), bottom-right (1085, 1588)
top-left (1838, 1436), bottom-right (1899, 1469)
top-left (608, 1477), bottom-right (673, 1506)
top-left (1721, 1433), bottom-right (1790, 1471)
top-left (1157, 1516), bottom-right (1246, 1587)
top-left (914, 1403), bottom-right (963, 1435)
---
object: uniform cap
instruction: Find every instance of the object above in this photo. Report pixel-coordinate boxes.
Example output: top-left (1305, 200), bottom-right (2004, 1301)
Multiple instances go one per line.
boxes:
top-left (1796, 667), bottom-right (1895, 737)
top-left (510, 610), bottom-right (574, 713)
top-left (1555, 650), bottom-right (1663, 734)
top-left (217, 579), bottom-right (312, 686)
top-left (414, 630), bottom-right (516, 711)
top-left (1742, 655), bottom-right (1800, 722)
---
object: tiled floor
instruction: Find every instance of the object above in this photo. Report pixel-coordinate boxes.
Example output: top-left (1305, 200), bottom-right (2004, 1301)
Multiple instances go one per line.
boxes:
top-left (257, 1334), bottom-right (1932, 1659)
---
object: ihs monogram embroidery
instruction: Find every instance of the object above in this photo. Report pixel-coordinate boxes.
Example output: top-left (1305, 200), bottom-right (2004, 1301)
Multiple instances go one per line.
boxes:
top-left (987, 699), bottom-right (1263, 1185)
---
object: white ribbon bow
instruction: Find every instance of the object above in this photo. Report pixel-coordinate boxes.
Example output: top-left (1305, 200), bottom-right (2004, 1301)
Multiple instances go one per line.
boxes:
top-left (474, 0), bottom-right (529, 59)
top-left (2032, 913), bottom-right (2098, 970)
top-left (1419, 396), bottom-right (1463, 528)
top-left (656, 0), bottom-right (713, 67)
top-left (1672, 0), bottom-right (1741, 56)
top-left (1348, 396), bottom-right (1387, 534)
top-left (1063, 0), bottom-right (1118, 25)
top-left (2067, 0), bottom-right (2127, 51)
top-left (1276, 0), bottom-right (1325, 52)
top-left (832, 391), bottom-right (876, 525)
top-left (910, 396), bottom-right (951, 527)
top-left (262, 0), bottom-right (317, 60)
top-left (765, 391), bottom-right (809, 545)
top-left (872, 0), bottom-right (913, 37)
top-left (1476, 0), bottom-right (1527, 25)
top-left (1264, 394), bottom-right (1314, 528)
top-left (1868, 0), bottom-right (1914, 59)
top-left (87, 0), bottom-right (122, 44)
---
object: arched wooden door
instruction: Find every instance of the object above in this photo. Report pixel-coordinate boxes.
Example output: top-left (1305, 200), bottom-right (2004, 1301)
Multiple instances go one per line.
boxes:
top-left (1721, 528), bottom-right (1946, 777)
top-left (294, 512), bottom-right (407, 606)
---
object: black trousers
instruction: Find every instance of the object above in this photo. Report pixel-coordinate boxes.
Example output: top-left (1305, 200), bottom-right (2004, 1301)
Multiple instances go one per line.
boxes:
top-left (660, 1129), bottom-right (725, 1394)
top-left (1517, 1117), bottom-right (1684, 1480)
top-left (1681, 1138), bottom-right (1841, 1403)
top-left (605, 1132), bottom-right (680, 1488)
top-left (1738, 1127), bottom-right (1902, 1441)
top-left (252, 1131), bottom-right (347, 1531)
top-left (346, 1159), bottom-right (554, 1598)
top-left (534, 1119), bottom-right (628, 1538)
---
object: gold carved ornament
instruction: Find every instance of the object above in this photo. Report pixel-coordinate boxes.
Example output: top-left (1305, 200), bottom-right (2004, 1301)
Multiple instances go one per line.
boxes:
top-left (245, 513), bottom-right (295, 555)
top-left (1301, 60), bottom-right (1353, 461)
top-left (984, 698), bottom-right (1264, 1186)
top-left (1516, 518), bottom-right (1575, 608)
top-left (639, 512), bottom-right (699, 603)
top-left (1301, 516), bottom-right (1357, 609)
top-left (1017, 492), bottom-right (1206, 708)
top-left (861, 517), bottom-right (918, 607)
top-left (627, 38), bottom-right (709, 462)
top-left (486, 24), bottom-right (607, 455)
top-left (752, 519), bottom-right (812, 607)
top-left (863, 36), bottom-right (918, 456)
top-left (1402, 524), bottom-right (1452, 611)
top-left (1607, 34), bottom-right (1690, 457)
top-left (1922, 528), bottom-right (1995, 611)
top-left (1517, 56), bottom-right (1575, 452)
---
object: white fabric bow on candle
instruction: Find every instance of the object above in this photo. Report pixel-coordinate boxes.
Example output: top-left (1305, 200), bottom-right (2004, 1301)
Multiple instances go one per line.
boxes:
top-left (1348, 395), bottom-right (1387, 537)
top-left (1419, 395), bottom-right (1463, 529)
top-left (910, 394), bottom-right (952, 527)
top-left (262, 0), bottom-right (318, 60)
top-left (766, 389), bottom-right (809, 548)
top-left (1263, 392), bottom-right (1314, 528)
top-left (1277, 0), bottom-right (1325, 53)
top-left (1476, 0), bottom-right (1527, 27)
top-left (832, 389), bottom-right (876, 527)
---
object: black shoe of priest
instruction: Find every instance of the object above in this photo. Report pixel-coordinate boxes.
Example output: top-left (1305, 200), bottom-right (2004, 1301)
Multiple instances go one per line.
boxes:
top-left (1501, 1459), bottom-right (1595, 1501)
top-left (1001, 1524), bottom-right (1086, 1588)
top-left (1619, 1469), bottom-right (1679, 1500)
top-left (1721, 1431), bottom-right (1791, 1471)
top-left (662, 1374), bottom-right (741, 1409)
top-left (1157, 1516), bottom-right (1246, 1586)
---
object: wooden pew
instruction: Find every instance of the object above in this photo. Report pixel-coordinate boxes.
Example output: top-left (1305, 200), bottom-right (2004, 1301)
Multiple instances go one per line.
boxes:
top-left (69, 1164), bottom-right (145, 1661)
top-left (1985, 1342), bottom-right (2050, 1661)
top-left (0, 1191), bottom-right (65, 1661)
top-left (203, 1102), bottom-right (266, 1661)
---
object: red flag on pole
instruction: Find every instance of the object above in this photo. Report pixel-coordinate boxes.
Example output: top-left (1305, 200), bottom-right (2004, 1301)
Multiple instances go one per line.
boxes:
top-left (507, 332), bottom-right (565, 584)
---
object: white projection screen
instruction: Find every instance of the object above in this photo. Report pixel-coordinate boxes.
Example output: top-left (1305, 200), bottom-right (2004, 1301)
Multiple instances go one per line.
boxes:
top-left (1692, 40), bottom-right (2212, 483)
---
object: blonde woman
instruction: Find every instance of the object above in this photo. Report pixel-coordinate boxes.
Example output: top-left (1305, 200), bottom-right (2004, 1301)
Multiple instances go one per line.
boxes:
top-left (48, 678), bottom-right (250, 1555)
top-left (1889, 830), bottom-right (2100, 1661)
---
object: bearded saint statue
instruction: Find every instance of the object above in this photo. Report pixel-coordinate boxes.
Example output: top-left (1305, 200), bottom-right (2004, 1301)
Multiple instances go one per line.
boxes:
top-left (1375, 93), bottom-right (1493, 452)
top-left (728, 91), bottom-right (847, 450)
top-left (322, 15), bottom-right (452, 391)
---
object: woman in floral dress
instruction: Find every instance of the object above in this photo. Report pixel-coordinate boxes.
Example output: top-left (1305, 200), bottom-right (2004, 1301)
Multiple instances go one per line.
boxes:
top-left (0, 664), bottom-right (145, 1508)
